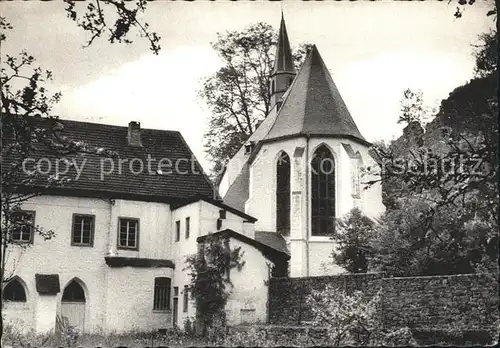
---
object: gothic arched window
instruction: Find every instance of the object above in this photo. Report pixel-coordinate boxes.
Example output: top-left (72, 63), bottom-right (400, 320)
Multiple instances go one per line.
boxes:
top-left (311, 145), bottom-right (335, 236)
top-left (62, 280), bottom-right (86, 302)
top-left (3, 278), bottom-right (27, 302)
top-left (276, 151), bottom-right (290, 236)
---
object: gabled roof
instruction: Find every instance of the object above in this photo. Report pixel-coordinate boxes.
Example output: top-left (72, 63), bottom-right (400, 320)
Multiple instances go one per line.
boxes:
top-left (171, 194), bottom-right (257, 223)
top-left (263, 45), bottom-right (367, 144)
top-left (197, 229), bottom-right (290, 262)
top-left (255, 231), bottom-right (290, 255)
top-left (272, 12), bottom-right (295, 75)
top-left (4, 118), bottom-right (215, 202)
top-left (221, 163), bottom-right (249, 212)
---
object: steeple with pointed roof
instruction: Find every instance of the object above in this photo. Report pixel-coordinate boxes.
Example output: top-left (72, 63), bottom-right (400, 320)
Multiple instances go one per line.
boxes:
top-left (264, 45), bottom-right (367, 144)
top-left (270, 12), bottom-right (296, 110)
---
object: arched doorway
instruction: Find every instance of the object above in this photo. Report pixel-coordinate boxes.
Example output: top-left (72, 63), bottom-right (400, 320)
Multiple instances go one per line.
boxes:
top-left (60, 279), bottom-right (86, 332)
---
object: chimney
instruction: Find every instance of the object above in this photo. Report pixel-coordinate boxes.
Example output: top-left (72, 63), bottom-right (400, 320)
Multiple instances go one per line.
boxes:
top-left (127, 121), bottom-right (142, 147)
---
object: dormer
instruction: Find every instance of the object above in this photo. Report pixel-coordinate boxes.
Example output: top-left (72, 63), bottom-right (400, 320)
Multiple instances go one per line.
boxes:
top-left (244, 141), bottom-right (255, 155)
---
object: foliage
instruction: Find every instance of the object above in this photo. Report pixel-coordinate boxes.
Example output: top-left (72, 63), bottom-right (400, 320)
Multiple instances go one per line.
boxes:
top-left (221, 327), bottom-right (270, 347)
top-left (368, 199), bottom-right (498, 276)
top-left (0, 17), bottom-right (119, 287)
top-left (330, 208), bottom-right (375, 273)
top-left (1, 322), bottom-right (204, 348)
top-left (366, 79), bottom-right (497, 277)
top-left (220, 326), bottom-right (319, 347)
top-left (1, 320), bottom-right (58, 348)
top-left (184, 234), bottom-right (245, 338)
top-left (452, 0), bottom-right (497, 19)
top-left (473, 29), bottom-right (497, 78)
top-left (199, 22), bottom-right (311, 177)
top-left (306, 285), bottom-right (416, 346)
top-left (398, 88), bottom-right (425, 125)
top-left (63, 0), bottom-right (161, 54)
top-left (56, 315), bottom-right (80, 348)
top-left (364, 24), bottom-right (498, 277)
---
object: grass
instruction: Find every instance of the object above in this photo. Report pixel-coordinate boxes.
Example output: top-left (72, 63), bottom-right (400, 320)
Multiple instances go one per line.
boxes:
top-left (2, 323), bottom-right (497, 347)
top-left (1, 325), bottom-right (205, 348)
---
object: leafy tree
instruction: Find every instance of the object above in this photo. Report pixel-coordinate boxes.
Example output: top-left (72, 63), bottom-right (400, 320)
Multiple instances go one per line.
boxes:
top-left (1, 1), bottom-right (158, 288)
top-left (365, 24), bottom-right (498, 276)
top-left (398, 89), bottom-right (425, 126)
top-left (473, 29), bottom-right (497, 78)
top-left (63, 0), bottom-right (161, 54)
top-left (199, 22), bottom-right (311, 176)
top-left (368, 199), bottom-right (497, 277)
top-left (331, 208), bottom-right (375, 274)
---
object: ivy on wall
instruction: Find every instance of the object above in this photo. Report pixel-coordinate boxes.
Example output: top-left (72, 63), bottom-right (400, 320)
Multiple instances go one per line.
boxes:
top-left (184, 234), bottom-right (245, 337)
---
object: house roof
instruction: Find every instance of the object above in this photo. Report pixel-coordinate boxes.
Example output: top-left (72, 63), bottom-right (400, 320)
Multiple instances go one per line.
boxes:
top-left (197, 229), bottom-right (290, 262)
top-left (255, 231), bottom-right (290, 255)
top-left (5, 118), bottom-right (216, 202)
top-left (171, 194), bottom-right (257, 223)
top-left (272, 12), bottom-right (295, 75)
top-left (263, 45), bottom-right (367, 144)
top-left (221, 163), bottom-right (249, 212)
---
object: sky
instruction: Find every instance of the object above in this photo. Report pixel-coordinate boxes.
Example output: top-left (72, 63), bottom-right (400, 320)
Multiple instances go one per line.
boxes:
top-left (1, 0), bottom-right (495, 171)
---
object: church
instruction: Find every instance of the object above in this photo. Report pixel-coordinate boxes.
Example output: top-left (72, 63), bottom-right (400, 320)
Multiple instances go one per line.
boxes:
top-left (2, 15), bottom-right (383, 334)
top-left (219, 14), bottom-right (384, 277)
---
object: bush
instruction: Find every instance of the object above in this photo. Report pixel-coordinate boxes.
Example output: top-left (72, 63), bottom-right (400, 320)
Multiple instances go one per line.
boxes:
top-left (306, 284), bottom-right (417, 346)
top-left (2, 322), bottom-right (58, 348)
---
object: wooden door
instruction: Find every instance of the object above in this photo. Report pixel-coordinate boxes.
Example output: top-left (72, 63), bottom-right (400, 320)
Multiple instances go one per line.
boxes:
top-left (61, 302), bottom-right (85, 332)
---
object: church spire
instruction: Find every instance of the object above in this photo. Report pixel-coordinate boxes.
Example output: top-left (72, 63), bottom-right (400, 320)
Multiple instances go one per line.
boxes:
top-left (270, 12), bottom-right (296, 110)
top-left (272, 11), bottom-right (295, 75)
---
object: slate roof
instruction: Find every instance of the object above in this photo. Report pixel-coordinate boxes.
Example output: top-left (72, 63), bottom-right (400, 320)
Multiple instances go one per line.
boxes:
top-left (170, 194), bottom-right (257, 223)
top-left (5, 118), bottom-right (215, 202)
top-left (197, 229), bottom-right (290, 263)
top-left (255, 231), bottom-right (290, 255)
top-left (221, 163), bottom-right (249, 212)
top-left (263, 45), bottom-right (367, 144)
top-left (272, 12), bottom-right (295, 75)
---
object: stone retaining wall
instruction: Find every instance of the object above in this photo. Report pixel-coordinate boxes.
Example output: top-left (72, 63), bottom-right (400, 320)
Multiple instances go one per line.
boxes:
top-left (269, 272), bottom-right (498, 331)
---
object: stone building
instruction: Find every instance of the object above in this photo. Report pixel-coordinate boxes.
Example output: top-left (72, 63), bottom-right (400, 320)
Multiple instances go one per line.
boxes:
top-left (2, 119), bottom-right (287, 333)
top-left (2, 14), bottom-right (383, 334)
top-left (219, 14), bottom-right (384, 277)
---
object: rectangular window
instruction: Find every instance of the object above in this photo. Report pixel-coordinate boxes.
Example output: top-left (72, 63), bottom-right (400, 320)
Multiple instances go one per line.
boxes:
top-left (185, 217), bottom-right (190, 239)
top-left (352, 170), bottom-right (360, 197)
top-left (118, 218), bottom-right (139, 250)
top-left (11, 211), bottom-right (35, 243)
top-left (72, 214), bottom-right (95, 246)
top-left (175, 220), bottom-right (180, 242)
top-left (219, 210), bottom-right (226, 219)
top-left (153, 277), bottom-right (171, 311)
top-left (173, 286), bottom-right (179, 297)
top-left (351, 160), bottom-right (361, 197)
top-left (183, 285), bottom-right (189, 312)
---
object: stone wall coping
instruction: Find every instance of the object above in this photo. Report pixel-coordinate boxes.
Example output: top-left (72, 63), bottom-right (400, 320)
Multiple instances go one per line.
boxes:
top-left (382, 272), bottom-right (495, 281)
top-left (271, 272), bottom-right (385, 281)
